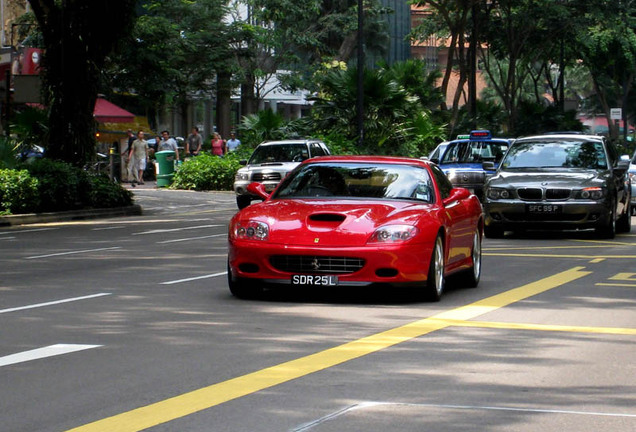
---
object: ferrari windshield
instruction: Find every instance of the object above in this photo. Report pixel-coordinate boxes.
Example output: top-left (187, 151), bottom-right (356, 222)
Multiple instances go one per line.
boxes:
top-left (273, 162), bottom-right (435, 202)
top-left (501, 139), bottom-right (608, 170)
top-left (248, 143), bottom-right (309, 164)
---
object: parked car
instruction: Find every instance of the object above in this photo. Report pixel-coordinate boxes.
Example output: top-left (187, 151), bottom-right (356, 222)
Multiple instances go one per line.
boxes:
top-left (483, 134), bottom-right (631, 238)
top-left (428, 141), bottom-right (449, 161)
top-left (434, 130), bottom-right (511, 199)
top-left (629, 151), bottom-right (636, 215)
top-left (228, 155), bottom-right (484, 301)
top-left (233, 139), bottom-right (330, 209)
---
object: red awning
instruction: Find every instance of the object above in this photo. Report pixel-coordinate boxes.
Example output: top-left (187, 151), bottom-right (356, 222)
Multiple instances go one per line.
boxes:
top-left (94, 97), bottom-right (135, 123)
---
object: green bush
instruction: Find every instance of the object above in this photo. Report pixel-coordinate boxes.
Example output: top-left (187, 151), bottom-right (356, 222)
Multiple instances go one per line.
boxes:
top-left (85, 173), bottom-right (134, 208)
top-left (23, 159), bottom-right (85, 212)
top-left (0, 159), bottom-right (133, 214)
top-left (0, 169), bottom-right (40, 215)
top-left (172, 153), bottom-right (242, 191)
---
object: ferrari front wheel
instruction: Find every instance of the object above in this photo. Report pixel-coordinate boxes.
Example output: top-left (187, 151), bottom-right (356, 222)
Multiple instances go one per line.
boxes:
top-left (462, 228), bottom-right (482, 288)
top-left (425, 235), bottom-right (445, 302)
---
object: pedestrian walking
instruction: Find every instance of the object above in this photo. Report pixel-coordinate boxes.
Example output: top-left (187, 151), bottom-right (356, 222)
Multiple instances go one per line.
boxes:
top-left (128, 130), bottom-right (149, 186)
top-left (226, 132), bottom-right (241, 152)
top-left (186, 127), bottom-right (203, 157)
top-left (159, 130), bottom-right (180, 161)
top-left (211, 132), bottom-right (226, 156)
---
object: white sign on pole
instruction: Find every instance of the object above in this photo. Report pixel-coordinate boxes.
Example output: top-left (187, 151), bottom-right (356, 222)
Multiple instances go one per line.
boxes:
top-left (610, 108), bottom-right (622, 120)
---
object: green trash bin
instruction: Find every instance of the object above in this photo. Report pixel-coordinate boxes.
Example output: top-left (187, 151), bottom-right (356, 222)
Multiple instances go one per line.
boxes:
top-left (155, 150), bottom-right (176, 187)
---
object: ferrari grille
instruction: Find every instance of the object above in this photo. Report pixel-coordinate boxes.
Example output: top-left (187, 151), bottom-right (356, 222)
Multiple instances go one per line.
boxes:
top-left (270, 255), bottom-right (365, 274)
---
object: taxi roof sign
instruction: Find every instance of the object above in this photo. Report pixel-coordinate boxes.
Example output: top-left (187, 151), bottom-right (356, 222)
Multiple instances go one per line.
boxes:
top-left (469, 130), bottom-right (492, 140)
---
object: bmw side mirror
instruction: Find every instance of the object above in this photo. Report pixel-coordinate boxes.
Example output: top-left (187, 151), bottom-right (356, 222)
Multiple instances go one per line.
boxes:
top-left (616, 158), bottom-right (630, 172)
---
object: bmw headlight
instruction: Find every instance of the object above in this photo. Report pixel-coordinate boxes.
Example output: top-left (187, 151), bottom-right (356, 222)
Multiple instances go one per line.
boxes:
top-left (369, 225), bottom-right (419, 243)
top-left (235, 171), bottom-right (249, 181)
top-left (233, 221), bottom-right (269, 241)
top-left (578, 187), bottom-right (605, 200)
top-left (486, 188), bottom-right (510, 200)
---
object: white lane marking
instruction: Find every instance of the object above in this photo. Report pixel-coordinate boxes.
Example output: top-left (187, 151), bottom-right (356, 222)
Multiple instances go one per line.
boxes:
top-left (25, 247), bottom-right (122, 260)
top-left (161, 272), bottom-right (227, 285)
top-left (0, 236), bottom-right (16, 240)
top-left (133, 225), bottom-right (222, 236)
top-left (157, 233), bottom-right (226, 244)
top-left (92, 226), bottom-right (126, 231)
top-left (12, 228), bottom-right (58, 233)
top-left (0, 344), bottom-right (102, 367)
top-left (292, 401), bottom-right (636, 431)
top-left (0, 293), bottom-right (112, 314)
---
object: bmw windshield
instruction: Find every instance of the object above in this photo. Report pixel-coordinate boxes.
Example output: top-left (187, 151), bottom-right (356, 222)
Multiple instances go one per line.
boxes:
top-left (501, 139), bottom-right (608, 170)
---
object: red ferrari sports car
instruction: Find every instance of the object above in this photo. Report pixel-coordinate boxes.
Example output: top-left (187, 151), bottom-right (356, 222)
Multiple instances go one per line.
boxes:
top-left (227, 156), bottom-right (483, 301)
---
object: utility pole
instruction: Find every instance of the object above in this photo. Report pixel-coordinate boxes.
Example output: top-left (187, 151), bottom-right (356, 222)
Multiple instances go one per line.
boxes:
top-left (468, 1), bottom-right (478, 130)
top-left (356, 0), bottom-right (364, 147)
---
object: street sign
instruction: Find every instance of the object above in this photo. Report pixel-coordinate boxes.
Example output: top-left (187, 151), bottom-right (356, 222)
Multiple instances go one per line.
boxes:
top-left (610, 108), bottom-right (622, 120)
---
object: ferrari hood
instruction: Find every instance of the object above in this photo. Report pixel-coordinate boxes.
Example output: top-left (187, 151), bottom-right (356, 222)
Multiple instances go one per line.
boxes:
top-left (237, 199), bottom-right (432, 247)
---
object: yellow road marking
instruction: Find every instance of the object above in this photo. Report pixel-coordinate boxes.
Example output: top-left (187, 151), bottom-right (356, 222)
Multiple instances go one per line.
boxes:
top-left (68, 267), bottom-right (590, 432)
top-left (596, 282), bottom-right (636, 288)
top-left (483, 245), bottom-right (616, 251)
top-left (442, 319), bottom-right (636, 335)
top-left (484, 253), bottom-right (636, 259)
top-left (573, 239), bottom-right (636, 246)
top-left (589, 258), bottom-right (605, 263)
top-left (609, 273), bottom-right (636, 281)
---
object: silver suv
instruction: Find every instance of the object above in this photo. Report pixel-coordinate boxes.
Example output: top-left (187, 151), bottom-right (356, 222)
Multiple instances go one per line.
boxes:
top-left (233, 139), bottom-right (331, 208)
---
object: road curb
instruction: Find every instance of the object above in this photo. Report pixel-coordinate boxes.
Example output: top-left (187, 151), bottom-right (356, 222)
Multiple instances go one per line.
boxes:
top-left (0, 205), bottom-right (143, 227)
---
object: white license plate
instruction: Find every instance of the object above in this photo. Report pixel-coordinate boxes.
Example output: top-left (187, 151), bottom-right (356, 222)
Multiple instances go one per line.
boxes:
top-left (291, 275), bottom-right (338, 286)
top-left (526, 204), bottom-right (561, 213)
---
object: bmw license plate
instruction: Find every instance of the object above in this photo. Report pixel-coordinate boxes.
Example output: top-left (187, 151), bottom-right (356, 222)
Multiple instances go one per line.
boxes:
top-left (526, 204), bottom-right (561, 213)
top-left (291, 275), bottom-right (338, 286)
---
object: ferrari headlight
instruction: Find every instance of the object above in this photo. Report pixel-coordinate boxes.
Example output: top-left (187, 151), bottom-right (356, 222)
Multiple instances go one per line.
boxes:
top-left (235, 171), bottom-right (249, 181)
top-left (486, 187), bottom-right (510, 200)
top-left (234, 221), bottom-right (269, 241)
top-left (369, 225), bottom-right (419, 243)
top-left (579, 187), bottom-right (605, 200)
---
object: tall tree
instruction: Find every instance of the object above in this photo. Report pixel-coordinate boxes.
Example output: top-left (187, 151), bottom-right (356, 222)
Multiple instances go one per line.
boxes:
top-left (29, 0), bottom-right (137, 166)
top-left (109, 0), bottom-right (232, 134)
top-left (578, 0), bottom-right (636, 143)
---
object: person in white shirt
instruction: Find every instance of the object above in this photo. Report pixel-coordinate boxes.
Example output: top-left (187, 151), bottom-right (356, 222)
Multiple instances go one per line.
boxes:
top-left (159, 130), bottom-right (180, 161)
top-left (226, 132), bottom-right (241, 152)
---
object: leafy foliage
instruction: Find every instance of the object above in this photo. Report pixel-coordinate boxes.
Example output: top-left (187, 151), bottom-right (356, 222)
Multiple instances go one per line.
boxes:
top-left (172, 153), bottom-right (242, 191)
top-left (310, 60), bottom-right (447, 156)
top-left (20, 159), bottom-right (132, 213)
top-left (0, 169), bottom-right (40, 215)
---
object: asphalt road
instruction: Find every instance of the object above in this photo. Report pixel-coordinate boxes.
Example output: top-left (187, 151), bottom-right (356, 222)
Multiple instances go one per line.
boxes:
top-left (1, 188), bottom-right (635, 432)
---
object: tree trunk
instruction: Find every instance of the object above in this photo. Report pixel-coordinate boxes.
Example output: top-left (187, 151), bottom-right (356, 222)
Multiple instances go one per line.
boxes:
top-left (216, 70), bottom-right (232, 140)
top-left (241, 73), bottom-right (257, 118)
top-left (29, 0), bottom-right (136, 166)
